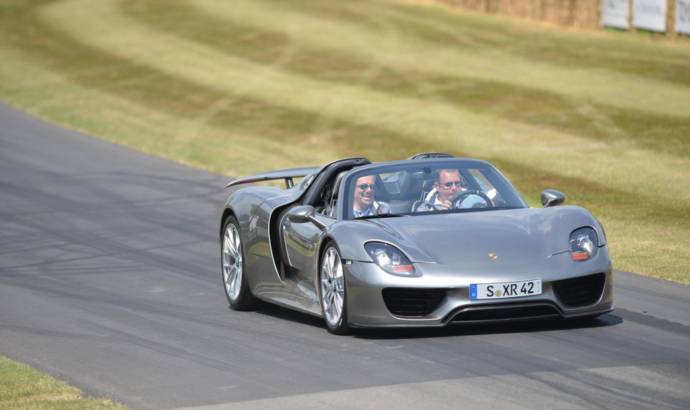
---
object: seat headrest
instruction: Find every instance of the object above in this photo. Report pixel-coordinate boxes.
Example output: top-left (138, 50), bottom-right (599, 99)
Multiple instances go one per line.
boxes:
top-left (373, 175), bottom-right (391, 202)
top-left (421, 179), bottom-right (435, 193)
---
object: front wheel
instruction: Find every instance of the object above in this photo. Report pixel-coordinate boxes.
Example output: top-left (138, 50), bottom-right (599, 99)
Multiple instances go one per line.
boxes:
top-left (221, 216), bottom-right (257, 310)
top-left (320, 245), bottom-right (350, 335)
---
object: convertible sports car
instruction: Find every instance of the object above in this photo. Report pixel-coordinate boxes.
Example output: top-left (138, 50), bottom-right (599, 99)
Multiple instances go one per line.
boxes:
top-left (220, 153), bottom-right (613, 334)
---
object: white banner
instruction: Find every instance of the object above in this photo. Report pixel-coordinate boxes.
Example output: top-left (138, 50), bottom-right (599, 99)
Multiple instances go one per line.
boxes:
top-left (602, 0), bottom-right (630, 29)
top-left (678, 0), bottom-right (690, 34)
top-left (633, 0), bottom-right (667, 32)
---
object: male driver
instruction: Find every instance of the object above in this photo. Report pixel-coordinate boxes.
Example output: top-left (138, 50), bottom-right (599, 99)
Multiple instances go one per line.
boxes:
top-left (415, 168), bottom-right (465, 212)
top-left (352, 175), bottom-right (390, 218)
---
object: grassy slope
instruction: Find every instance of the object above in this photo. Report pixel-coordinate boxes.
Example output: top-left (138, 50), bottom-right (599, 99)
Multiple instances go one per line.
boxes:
top-left (0, 356), bottom-right (125, 409)
top-left (0, 0), bottom-right (688, 283)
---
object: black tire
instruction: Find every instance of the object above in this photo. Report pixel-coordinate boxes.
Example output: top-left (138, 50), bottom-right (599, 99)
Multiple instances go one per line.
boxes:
top-left (221, 216), bottom-right (257, 310)
top-left (319, 244), bottom-right (351, 335)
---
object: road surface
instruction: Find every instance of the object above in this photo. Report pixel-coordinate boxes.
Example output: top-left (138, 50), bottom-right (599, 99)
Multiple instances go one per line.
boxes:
top-left (1, 103), bottom-right (688, 409)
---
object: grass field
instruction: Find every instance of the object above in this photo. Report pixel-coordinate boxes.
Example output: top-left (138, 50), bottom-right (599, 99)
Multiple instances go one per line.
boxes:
top-left (0, 0), bottom-right (689, 283)
top-left (0, 356), bottom-right (125, 409)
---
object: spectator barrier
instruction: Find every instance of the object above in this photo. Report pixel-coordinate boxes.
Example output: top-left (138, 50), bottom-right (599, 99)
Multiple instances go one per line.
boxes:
top-left (436, 0), bottom-right (689, 36)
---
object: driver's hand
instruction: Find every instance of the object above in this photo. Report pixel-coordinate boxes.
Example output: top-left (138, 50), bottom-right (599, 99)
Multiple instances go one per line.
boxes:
top-left (438, 199), bottom-right (452, 210)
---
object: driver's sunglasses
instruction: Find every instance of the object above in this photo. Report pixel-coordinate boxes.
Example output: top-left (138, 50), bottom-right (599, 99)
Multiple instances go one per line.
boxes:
top-left (442, 181), bottom-right (462, 188)
top-left (357, 183), bottom-right (375, 190)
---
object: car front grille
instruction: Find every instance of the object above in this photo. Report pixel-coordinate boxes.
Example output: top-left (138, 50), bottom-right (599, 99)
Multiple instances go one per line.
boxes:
top-left (449, 303), bottom-right (560, 323)
top-left (552, 273), bottom-right (606, 308)
top-left (382, 288), bottom-right (446, 317)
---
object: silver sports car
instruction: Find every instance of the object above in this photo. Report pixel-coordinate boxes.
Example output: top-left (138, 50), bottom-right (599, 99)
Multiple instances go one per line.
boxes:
top-left (220, 153), bottom-right (613, 334)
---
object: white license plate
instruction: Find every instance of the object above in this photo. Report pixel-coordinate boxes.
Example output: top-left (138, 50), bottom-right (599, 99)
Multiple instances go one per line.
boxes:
top-left (470, 279), bottom-right (542, 300)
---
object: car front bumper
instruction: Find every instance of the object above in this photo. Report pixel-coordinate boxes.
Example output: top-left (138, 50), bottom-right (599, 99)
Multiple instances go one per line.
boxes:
top-left (344, 254), bottom-right (614, 328)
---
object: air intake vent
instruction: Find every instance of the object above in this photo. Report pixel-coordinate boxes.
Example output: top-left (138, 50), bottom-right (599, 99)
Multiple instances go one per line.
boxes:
top-left (451, 304), bottom-right (560, 322)
top-left (553, 273), bottom-right (606, 308)
top-left (382, 288), bottom-right (445, 317)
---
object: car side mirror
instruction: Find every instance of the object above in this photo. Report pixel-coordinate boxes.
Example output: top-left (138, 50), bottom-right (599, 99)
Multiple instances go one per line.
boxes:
top-left (287, 205), bottom-right (315, 223)
top-left (541, 189), bottom-right (565, 207)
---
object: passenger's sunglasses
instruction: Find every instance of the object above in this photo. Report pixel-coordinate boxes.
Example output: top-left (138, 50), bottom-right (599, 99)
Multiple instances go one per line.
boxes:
top-left (441, 181), bottom-right (462, 188)
top-left (357, 183), bottom-right (375, 190)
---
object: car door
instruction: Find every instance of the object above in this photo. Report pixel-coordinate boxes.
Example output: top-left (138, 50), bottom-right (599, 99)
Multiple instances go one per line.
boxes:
top-left (280, 208), bottom-right (334, 279)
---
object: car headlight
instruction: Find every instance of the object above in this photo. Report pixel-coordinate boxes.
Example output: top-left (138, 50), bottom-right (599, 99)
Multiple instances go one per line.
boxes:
top-left (364, 242), bottom-right (417, 277)
top-left (569, 227), bottom-right (598, 261)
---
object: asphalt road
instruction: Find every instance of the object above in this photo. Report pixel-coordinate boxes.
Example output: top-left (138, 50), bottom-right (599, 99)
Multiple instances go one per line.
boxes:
top-left (1, 102), bottom-right (689, 410)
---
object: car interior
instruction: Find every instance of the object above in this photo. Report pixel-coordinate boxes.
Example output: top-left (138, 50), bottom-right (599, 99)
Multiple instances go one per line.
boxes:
top-left (303, 154), bottom-right (512, 220)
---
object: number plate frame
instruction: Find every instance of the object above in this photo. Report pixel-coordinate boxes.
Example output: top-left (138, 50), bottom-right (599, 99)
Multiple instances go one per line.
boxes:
top-left (470, 279), bottom-right (542, 300)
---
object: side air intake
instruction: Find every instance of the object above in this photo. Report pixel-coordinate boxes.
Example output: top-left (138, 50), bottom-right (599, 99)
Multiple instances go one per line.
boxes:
top-left (382, 288), bottom-right (446, 317)
top-left (553, 273), bottom-right (606, 308)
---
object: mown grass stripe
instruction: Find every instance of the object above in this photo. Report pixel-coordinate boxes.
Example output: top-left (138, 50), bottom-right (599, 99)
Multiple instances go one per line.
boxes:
top-left (41, 0), bottom-right (690, 208)
top-left (37, 2), bottom-right (690, 203)
top-left (341, 0), bottom-right (690, 87)
top-left (126, 0), bottom-right (690, 159)
top-left (0, 1), bottom-right (450, 163)
top-left (0, 0), bottom-right (344, 167)
top-left (193, 0), bottom-right (690, 118)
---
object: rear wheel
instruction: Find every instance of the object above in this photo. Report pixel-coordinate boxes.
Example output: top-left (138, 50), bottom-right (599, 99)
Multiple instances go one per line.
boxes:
top-left (319, 245), bottom-right (350, 335)
top-left (221, 216), bottom-right (257, 310)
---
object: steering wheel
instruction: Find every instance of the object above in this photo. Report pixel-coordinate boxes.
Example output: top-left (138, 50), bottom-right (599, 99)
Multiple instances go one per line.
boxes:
top-left (453, 190), bottom-right (493, 209)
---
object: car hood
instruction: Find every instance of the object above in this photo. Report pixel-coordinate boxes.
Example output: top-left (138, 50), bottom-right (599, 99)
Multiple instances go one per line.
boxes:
top-left (359, 207), bottom-right (599, 268)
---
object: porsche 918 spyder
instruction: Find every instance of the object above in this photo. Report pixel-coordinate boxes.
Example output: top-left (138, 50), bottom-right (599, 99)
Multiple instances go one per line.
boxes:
top-left (220, 153), bottom-right (613, 334)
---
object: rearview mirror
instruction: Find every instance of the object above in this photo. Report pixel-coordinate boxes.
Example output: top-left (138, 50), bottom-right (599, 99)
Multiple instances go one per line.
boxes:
top-left (287, 205), bottom-right (315, 223)
top-left (541, 189), bottom-right (565, 207)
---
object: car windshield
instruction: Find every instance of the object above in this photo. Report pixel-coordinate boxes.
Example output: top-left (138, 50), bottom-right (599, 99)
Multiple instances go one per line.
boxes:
top-left (345, 160), bottom-right (527, 220)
